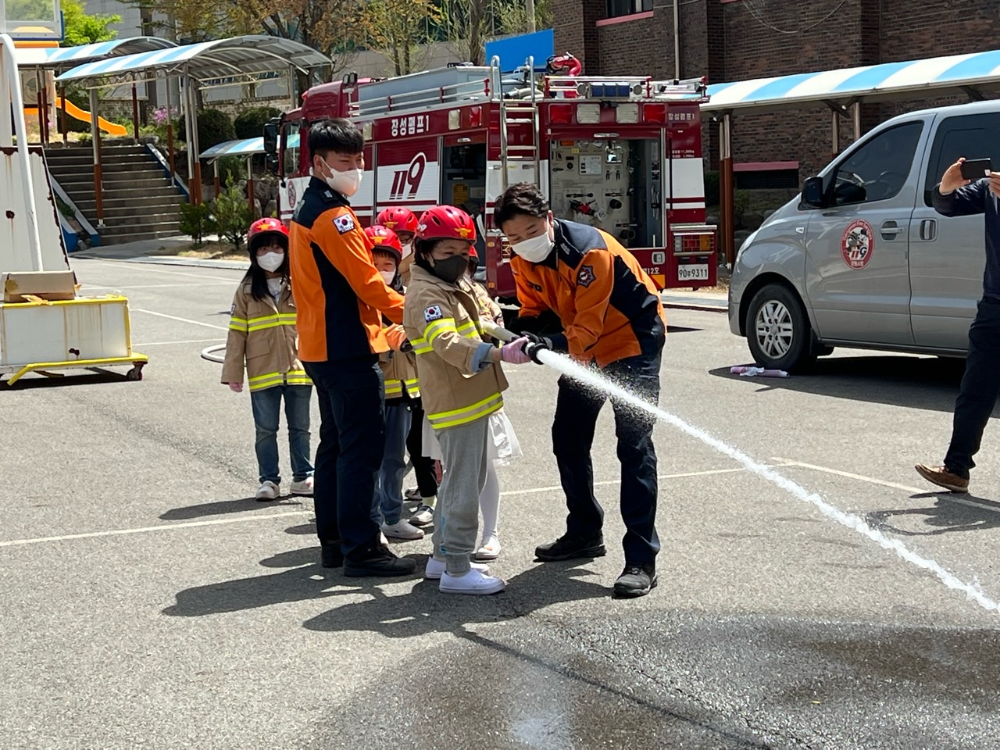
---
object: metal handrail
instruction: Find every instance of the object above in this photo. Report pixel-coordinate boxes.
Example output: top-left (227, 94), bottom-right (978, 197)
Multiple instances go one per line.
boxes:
top-left (351, 78), bottom-right (492, 117)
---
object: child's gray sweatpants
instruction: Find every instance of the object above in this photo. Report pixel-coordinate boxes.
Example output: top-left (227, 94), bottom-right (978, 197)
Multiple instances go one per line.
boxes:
top-left (433, 417), bottom-right (490, 575)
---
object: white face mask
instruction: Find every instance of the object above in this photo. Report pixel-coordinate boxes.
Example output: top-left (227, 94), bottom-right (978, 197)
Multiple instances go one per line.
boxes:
top-left (379, 270), bottom-right (396, 285)
top-left (257, 251), bottom-right (284, 272)
top-left (511, 228), bottom-right (554, 263)
top-left (400, 242), bottom-right (413, 259)
top-left (323, 160), bottom-right (363, 197)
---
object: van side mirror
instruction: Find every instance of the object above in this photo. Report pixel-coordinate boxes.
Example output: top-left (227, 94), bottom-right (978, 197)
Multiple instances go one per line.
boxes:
top-left (801, 176), bottom-right (827, 208)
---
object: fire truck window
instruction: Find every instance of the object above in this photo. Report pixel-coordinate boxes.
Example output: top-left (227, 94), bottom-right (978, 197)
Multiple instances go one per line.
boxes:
top-left (548, 138), bottom-right (663, 249)
top-left (442, 143), bottom-right (487, 258)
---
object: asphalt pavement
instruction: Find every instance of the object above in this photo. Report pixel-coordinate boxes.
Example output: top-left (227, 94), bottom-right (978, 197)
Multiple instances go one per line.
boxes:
top-left (2, 257), bottom-right (999, 749)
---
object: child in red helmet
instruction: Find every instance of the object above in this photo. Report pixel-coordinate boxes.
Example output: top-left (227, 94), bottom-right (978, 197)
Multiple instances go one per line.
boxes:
top-left (403, 205), bottom-right (531, 595)
top-left (377, 206), bottom-right (418, 284)
top-left (365, 225), bottom-right (426, 542)
top-left (222, 218), bottom-right (313, 501)
top-left (377, 206), bottom-right (439, 522)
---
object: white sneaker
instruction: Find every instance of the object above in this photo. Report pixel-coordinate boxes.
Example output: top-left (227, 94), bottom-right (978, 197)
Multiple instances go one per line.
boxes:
top-left (439, 568), bottom-right (506, 595)
top-left (255, 481), bottom-right (279, 501)
top-left (424, 558), bottom-right (489, 580)
top-left (474, 535), bottom-right (501, 561)
top-left (289, 476), bottom-right (314, 496)
top-left (410, 503), bottom-right (435, 527)
top-left (381, 519), bottom-right (425, 540)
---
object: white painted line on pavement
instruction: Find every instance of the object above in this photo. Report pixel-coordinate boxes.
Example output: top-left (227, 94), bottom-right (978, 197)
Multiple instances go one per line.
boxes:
top-left (83, 282), bottom-right (235, 290)
top-left (774, 457), bottom-right (1000, 516)
top-left (134, 309), bottom-right (229, 331)
top-left (77, 259), bottom-right (239, 281)
top-left (0, 512), bottom-right (307, 548)
top-left (133, 338), bottom-right (226, 347)
top-left (0, 466), bottom-right (758, 549)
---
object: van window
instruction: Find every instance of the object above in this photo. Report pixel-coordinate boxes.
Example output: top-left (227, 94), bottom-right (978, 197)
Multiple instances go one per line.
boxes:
top-left (924, 113), bottom-right (1000, 205)
top-left (829, 122), bottom-right (923, 206)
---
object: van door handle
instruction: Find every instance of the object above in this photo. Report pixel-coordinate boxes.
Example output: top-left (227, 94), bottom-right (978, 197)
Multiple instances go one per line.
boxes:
top-left (919, 218), bottom-right (937, 241)
top-left (880, 220), bottom-right (905, 239)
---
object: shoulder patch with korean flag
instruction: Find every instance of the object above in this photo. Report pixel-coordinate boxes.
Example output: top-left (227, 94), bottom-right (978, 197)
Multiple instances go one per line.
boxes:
top-left (424, 305), bottom-right (444, 323)
top-left (333, 214), bottom-right (355, 234)
top-left (576, 264), bottom-right (596, 288)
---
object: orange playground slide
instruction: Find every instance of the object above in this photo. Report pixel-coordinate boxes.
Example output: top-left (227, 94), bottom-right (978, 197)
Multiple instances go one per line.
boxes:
top-left (24, 97), bottom-right (127, 136)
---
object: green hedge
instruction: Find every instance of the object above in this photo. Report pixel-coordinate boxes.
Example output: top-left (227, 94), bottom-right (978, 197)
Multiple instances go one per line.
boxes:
top-left (234, 107), bottom-right (282, 140)
top-left (178, 108), bottom-right (236, 151)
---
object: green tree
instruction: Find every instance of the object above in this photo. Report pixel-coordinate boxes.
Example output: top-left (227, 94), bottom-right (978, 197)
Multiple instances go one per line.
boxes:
top-left (213, 175), bottom-right (252, 250)
top-left (60, 0), bottom-right (120, 46)
top-left (367, 0), bottom-right (440, 76)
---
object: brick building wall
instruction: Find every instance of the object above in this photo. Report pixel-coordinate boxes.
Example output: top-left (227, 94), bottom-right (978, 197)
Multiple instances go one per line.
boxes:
top-left (551, 0), bottom-right (1000, 184)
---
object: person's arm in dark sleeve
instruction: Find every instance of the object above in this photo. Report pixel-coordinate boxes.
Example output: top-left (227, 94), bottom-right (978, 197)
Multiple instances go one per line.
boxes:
top-left (933, 179), bottom-right (988, 217)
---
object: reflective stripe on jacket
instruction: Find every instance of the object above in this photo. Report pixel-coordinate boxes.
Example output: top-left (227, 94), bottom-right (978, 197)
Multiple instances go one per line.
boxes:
top-left (403, 265), bottom-right (508, 430)
top-left (222, 280), bottom-right (311, 392)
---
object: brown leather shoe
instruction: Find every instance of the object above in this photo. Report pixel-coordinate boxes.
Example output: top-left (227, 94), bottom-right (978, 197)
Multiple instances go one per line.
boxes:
top-left (915, 464), bottom-right (969, 493)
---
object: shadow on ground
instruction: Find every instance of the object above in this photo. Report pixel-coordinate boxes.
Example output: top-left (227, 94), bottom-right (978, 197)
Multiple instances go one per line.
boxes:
top-left (711, 354), bottom-right (969, 414)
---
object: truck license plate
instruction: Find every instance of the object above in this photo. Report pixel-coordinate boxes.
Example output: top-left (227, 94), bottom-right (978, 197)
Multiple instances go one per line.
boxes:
top-left (678, 264), bottom-right (709, 282)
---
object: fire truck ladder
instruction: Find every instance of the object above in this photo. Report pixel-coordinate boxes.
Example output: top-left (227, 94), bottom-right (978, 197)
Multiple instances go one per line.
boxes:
top-left (497, 56), bottom-right (540, 190)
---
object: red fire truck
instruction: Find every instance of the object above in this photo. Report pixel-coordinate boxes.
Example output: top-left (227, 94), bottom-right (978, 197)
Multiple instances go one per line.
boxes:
top-left (265, 56), bottom-right (717, 300)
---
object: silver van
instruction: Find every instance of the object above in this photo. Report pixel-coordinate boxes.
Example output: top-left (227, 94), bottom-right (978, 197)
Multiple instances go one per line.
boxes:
top-left (728, 100), bottom-right (998, 371)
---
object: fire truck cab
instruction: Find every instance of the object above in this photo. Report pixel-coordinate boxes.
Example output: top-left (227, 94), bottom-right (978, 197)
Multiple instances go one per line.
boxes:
top-left (265, 56), bottom-right (717, 300)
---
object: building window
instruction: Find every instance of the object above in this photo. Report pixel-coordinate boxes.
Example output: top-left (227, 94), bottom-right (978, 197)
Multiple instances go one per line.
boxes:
top-left (606, 0), bottom-right (652, 19)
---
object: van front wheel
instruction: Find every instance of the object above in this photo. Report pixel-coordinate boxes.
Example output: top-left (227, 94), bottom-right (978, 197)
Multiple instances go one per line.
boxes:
top-left (746, 284), bottom-right (814, 372)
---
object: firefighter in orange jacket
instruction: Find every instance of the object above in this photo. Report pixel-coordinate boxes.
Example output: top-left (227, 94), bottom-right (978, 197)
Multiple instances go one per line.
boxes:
top-left (289, 118), bottom-right (415, 578)
top-left (495, 182), bottom-right (666, 599)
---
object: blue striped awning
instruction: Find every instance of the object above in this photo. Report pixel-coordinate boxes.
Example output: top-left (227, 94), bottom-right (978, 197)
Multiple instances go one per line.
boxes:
top-left (54, 35), bottom-right (329, 86)
top-left (704, 49), bottom-right (1000, 113)
top-left (14, 37), bottom-right (177, 70)
top-left (200, 133), bottom-right (301, 161)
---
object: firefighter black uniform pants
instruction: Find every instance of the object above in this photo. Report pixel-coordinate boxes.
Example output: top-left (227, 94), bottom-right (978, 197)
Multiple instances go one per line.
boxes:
top-left (304, 355), bottom-right (386, 559)
top-left (945, 296), bottom-right (1000, 479)
top-left (553, 345), bottom-right (663, 564)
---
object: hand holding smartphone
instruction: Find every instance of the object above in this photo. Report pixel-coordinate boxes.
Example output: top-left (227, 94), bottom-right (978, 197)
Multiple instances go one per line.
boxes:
top-left (960, 158), bottom-right (992, 180)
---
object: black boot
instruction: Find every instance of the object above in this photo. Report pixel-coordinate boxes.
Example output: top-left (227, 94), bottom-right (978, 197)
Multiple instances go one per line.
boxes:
top-left (534, 533), bottom-right (606, 562)
top-left (320, 540), bottom-right (343, 569)
top-left (613, 563), bottom-right (657, 598)
top-left (344, 542), bottom-right (417, 577)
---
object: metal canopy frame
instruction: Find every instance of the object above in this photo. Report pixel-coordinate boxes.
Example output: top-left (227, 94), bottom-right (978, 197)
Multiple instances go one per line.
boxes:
top-left (50, 35), bottom-right (329, 215)
top-left (702, 49), bottom-right (1000, 265)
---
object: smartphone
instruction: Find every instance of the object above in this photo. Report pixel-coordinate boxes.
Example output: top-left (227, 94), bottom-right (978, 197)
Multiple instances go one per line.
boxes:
top-left (961, 158), bottom-right (992, 180)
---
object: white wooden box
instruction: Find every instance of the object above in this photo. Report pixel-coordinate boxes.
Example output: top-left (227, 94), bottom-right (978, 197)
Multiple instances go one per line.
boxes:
top-left (0, 297), bottom-right (132, 367)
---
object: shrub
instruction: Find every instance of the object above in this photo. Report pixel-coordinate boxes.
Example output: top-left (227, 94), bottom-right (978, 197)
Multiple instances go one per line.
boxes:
top-left (216, 155), bottom-right (246, 187)
top-left (178, 108), bottom-right (236, 151)
top-left (234, 106), bottom-right (282, 140)
top-left (179, 201), bottom-right (216, 247)
top-left (213, 175), bottom-right (252, 251)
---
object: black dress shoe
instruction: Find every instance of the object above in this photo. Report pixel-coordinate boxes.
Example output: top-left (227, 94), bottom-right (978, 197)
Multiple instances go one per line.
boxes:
top-left (344, 544), bottom-right (417, 577)
top-left (320, 540), bottom-right (343, 569)
top-left (613, 563), bottom-right (657, 598)
top-left (534, 533), bottom-right (606, 562)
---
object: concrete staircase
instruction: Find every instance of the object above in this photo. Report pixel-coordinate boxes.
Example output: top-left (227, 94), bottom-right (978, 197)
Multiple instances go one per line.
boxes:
top-left (45, 144), bottom-right (185, 244)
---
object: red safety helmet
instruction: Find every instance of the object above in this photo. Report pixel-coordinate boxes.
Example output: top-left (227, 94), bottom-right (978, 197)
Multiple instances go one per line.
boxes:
top-left (364, 225), bottom-right (402, 263)
top-left (376, 207), bottom-right (418, 235)
top-left (248, 218), bottom-right (289, 253)
top-left (416, 206), bottom-right (476, 243)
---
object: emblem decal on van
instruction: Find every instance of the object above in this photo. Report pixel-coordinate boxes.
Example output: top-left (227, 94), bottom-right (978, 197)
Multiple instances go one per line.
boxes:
top-left (841, 220), bottom-right (874, 270)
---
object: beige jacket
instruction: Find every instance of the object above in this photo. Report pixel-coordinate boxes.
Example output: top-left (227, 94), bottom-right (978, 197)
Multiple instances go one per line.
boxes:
top-left (403, 265), bottom-right (508, 430)
top-left (380, 338), bottom-right (420, 400)
top-left (222, 280), bottom-right (310, 391)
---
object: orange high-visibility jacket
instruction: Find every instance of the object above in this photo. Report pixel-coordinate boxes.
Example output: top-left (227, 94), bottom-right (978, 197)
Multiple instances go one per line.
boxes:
top-left (290, 177), bottom-right (404, 362)
top-left (510, 219), bottom-right (666, 368)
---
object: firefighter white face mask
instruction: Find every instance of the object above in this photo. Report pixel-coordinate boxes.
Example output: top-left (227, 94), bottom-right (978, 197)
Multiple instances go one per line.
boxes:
top-left (380, 270), bottom-right (396, 285)
top-left (400, 242), bottom-right (413, 259)
top-left (323, 161), bottom-right (363, 197)
top-left (511, 228), bottom-right (554, 263)
top-left (257, 252), bottom-right (284, 272)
